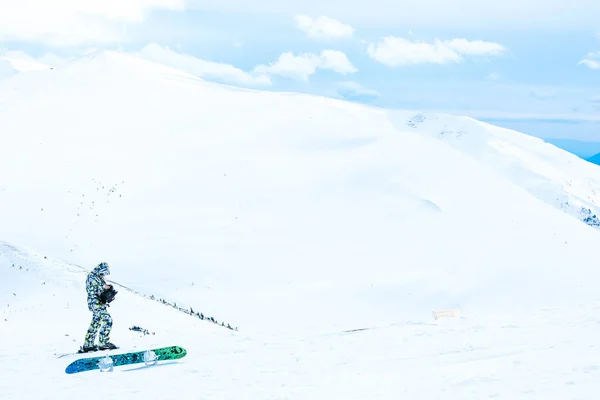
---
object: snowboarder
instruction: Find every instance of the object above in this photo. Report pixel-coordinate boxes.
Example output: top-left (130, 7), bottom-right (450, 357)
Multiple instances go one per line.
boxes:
top-left (80, 262), bottom-right (118, 352)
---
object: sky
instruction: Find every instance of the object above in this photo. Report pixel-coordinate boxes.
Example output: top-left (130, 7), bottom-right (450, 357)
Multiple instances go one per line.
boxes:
top-left (1, 0), bottom-right (599, 143)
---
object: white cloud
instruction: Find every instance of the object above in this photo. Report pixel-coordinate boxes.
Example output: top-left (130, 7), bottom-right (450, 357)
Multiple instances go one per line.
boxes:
top-left (0, 0), bottom-right (187, 46)
top-left (367, 37), bottom-right (460, 66)
top-left (319, 50), bottom-right (358, 74)
top-left (486, 73), bottom-right (500, 80)
top-left (579, 52), bottom-right (600, 69)
top-left (444, 39), bottom-right (507, 56)
top-left (580, 60), bottom-right (600, 69)
top-left (367, 37), bottom-right (507, 67)
top-left (253, 50), bottom-right (357, 81)
top-left (254, 53), bottom-right (321, 81)
top-left (135, 43), bottom-right (272, 86)
top-left (336, 81), bottom-right (379, 100)
top-left (294, 15), bottom-right (354, 40)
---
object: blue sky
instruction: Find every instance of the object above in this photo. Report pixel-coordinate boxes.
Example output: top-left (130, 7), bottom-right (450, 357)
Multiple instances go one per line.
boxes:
top-left (1, 0), bottom-right (599, 144)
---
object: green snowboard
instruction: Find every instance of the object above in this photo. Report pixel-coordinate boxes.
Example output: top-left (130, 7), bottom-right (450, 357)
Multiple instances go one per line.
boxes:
top-left (65, 345), bottom-right (186, 374)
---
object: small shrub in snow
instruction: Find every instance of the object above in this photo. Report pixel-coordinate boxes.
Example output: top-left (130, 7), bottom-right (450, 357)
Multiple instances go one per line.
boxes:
top-left (580, 207), bottom-right (600, 227)
top-left (129, 325), bottom-right (154, 335)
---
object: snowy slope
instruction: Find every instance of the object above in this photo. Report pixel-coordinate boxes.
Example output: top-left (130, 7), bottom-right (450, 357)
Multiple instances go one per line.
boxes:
top-left (389, 112), bottom-right (600, 229)
top-left (3, 242), bottom-right (600, 399)
top-left (0, 241), bottom-right (235, 397)
top-left (1, 50), bottom-right (600, 339)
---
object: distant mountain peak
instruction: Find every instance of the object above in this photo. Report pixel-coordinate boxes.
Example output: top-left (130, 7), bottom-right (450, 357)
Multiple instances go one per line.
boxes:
top-left (0, 51), bottom-right (53, 72)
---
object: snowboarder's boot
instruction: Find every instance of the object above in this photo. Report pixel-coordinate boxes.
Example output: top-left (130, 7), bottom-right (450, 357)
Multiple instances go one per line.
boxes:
top-left (98, 342), bottom-right (118, 350)
top-left (78, 345), bottom-right (98, 353)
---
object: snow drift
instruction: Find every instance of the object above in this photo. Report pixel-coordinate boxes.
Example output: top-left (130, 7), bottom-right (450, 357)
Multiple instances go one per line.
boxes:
top-left (1, 50), bottom-right (600, 336)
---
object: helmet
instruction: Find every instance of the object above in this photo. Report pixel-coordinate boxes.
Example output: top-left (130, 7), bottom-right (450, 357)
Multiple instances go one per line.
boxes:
top-left (96, 262), bottom-right (110, 276)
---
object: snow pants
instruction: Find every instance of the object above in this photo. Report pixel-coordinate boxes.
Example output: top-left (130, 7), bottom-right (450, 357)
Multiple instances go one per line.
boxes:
top-left (84, 302), bottom-right (112, 347)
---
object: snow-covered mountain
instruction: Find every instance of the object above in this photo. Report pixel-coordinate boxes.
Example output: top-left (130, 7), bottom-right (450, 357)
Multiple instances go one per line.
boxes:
top-left (0, 59), bottom-right (17, 80)
top-left (390, 112), bottom-right (600, 228)
top-left (3, 49), bottom-right (600, 398)
top-left (0, 51), bottom-right (54, 73)
top-left (2, 49), bottom-right (600, 331)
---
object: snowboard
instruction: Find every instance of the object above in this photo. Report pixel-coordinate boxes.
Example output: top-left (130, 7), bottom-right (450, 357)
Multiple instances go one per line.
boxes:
top-left (65, 345), bottom-right (186, 374)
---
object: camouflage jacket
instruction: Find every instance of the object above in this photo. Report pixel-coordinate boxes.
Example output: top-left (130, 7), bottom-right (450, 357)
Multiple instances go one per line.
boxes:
top-left (86, 268), bottom-right (106, 310)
